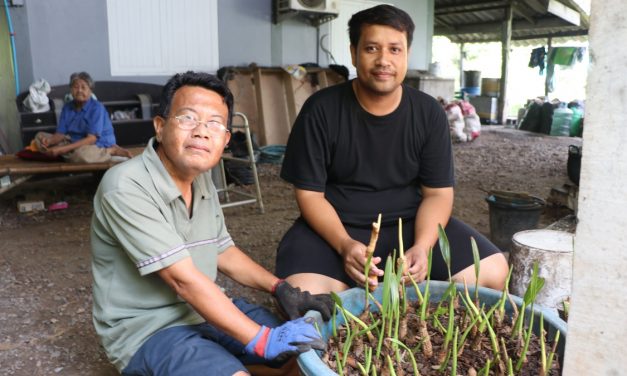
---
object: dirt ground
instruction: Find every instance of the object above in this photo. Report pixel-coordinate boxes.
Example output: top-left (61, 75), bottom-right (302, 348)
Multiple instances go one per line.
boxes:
top-left (0, 126), bottom-right (580, 375)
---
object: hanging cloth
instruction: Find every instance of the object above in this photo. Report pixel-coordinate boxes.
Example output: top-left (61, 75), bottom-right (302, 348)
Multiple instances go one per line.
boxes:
top-left (546, 47), bottom-right (587, 92)
top-left (550, 47), bottom-right (579, 66)
top-left (528, 47), bottom-right (546, 75)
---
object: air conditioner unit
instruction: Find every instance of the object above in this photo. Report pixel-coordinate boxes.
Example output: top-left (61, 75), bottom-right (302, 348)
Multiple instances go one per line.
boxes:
top-left (277, 0), bottom-right (339, 15)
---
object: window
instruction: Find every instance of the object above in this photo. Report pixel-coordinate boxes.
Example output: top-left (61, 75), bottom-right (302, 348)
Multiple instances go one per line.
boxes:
top-left (107, 0), bottom-right (219, 76)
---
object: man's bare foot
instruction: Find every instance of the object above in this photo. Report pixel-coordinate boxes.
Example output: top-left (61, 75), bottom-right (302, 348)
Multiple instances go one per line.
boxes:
top-left (108, 145), bottom-right (133, 158)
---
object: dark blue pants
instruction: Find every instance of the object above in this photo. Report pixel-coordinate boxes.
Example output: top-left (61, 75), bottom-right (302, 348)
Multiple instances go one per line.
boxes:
top-left (122, 298), bottom-right (284, 376)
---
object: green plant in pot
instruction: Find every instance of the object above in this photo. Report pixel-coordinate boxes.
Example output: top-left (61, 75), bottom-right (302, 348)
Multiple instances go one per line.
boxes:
top-left (298, 220), bottom-right (567, 376)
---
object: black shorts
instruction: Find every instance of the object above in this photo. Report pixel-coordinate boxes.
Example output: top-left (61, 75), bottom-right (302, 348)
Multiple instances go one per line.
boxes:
top-left (275, 217), bottom-right (501, 287)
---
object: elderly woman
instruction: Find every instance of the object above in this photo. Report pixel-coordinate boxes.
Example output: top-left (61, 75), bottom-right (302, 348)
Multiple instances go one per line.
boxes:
top-left (35, 71), bottom-right (131, 163)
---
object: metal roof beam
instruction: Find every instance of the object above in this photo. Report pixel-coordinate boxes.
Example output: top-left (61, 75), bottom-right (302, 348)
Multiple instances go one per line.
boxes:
top-left (445, 29), bottom-right (588, 44)
top-left (435, 17), bottom-right (582, 35)
top-left (434, 18), bottom-right (456, 31)
top-left (510, 28), bottom-right (588, 40)
top-left (512, 1), bottom-right (536, 24)
top-left (435, 0), bottom-right (506, 14)
top-left (524, 0), bottom-right (547, 13)
top-left (436, 3), bottom-right (506, 16)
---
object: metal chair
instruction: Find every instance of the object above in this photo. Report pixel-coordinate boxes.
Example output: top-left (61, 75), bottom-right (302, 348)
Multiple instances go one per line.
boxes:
top-left (215, 112), bottom-right (264, 213)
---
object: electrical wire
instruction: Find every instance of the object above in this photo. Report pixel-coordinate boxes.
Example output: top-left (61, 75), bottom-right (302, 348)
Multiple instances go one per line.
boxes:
top-left (319, 33), bottom-right (337, 65)
top-left (3, 0), bottom-right (20, 95)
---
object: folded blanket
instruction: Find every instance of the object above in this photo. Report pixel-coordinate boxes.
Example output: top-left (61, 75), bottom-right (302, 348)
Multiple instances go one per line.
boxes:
top-left (15, 149), bottom-right (63, 162)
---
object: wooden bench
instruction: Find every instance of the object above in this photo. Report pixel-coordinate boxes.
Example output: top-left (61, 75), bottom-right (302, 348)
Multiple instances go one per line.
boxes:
top-left (0, 146), bottom-right (144, 196)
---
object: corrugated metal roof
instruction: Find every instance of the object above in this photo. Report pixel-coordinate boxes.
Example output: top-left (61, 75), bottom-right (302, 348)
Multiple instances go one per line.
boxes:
top-left (434, 0), bottom-right (589, 44)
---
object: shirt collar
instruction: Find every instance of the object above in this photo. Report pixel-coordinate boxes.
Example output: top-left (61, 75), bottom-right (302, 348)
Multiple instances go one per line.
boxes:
top-left (141, 137), bottom-right (212, 204)
top-left (75, 97), bottom-right (95, 112)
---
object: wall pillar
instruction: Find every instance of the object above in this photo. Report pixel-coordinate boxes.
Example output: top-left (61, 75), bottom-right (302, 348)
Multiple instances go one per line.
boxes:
top-left (563, 0), bottom-right (627, 372)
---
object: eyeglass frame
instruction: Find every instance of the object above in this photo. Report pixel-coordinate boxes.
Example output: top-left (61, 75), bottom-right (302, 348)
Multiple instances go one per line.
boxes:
top-left (169, 114), bottom-right (230, 136)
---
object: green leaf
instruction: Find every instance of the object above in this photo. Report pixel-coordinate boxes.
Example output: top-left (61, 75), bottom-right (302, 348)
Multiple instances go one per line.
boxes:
top-left (471, 236), bottom-right (481, 299)
top-left (437, 224), bottom-right (451, 280)
top-left (523, 262), bottom-right (545, 305)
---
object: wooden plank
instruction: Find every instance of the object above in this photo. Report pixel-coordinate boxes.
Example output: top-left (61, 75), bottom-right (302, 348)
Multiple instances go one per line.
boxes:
top-left (561, 0), bottom-right (590, 27)
top-left (283, 71), bottom-right (298, 128)
top-left (317, 71), bottom-right (329, 88)
top-left (548, 0), bottom-right (580, 26)
top-left (291, 74), bottom-right (318, 124)
top-left (226, 71), bottom-right (260, 137)
top-left (0, 147), bottom-right (143, 175)
top-left (257, 70), bottom-right (291, 146)
top-left (222, 66), bottom-right (346, 146)
top-left (251, 67), bottom-right (269, 145)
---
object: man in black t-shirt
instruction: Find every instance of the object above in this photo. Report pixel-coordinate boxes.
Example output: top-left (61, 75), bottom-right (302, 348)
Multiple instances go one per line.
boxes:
top-left (276, 5), bottom-right (508, 294)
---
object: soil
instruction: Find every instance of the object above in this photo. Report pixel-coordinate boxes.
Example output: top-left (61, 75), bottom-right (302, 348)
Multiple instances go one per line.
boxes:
top-left (0, 126), bottom-right (580, 375)
top-left (325, 296), bottom-right (560, 375)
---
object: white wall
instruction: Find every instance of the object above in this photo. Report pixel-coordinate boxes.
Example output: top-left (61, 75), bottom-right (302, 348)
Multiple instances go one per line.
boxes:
top-left (3, 0), bottom-right (434, 150)
top-left (328, 0), bottom-right (432, 76)
top-left (563, 0), bottom-right (627, 372)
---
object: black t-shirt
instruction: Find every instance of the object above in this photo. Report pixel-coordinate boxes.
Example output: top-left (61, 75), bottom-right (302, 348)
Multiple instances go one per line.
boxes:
top-left (281, 80), bottom-right (454, 227)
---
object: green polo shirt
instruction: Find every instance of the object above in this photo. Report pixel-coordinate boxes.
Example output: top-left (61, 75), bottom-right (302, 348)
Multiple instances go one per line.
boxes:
top-left (90, 137), bottom-right (234, 371)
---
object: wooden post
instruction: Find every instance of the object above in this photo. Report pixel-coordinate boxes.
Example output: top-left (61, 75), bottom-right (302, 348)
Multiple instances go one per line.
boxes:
top-left (459, 42), bottom-right (465, 94)
top-left (544, 37), bottom-right (553, 98)
top-left (498, 5), bottom-right (512, 124)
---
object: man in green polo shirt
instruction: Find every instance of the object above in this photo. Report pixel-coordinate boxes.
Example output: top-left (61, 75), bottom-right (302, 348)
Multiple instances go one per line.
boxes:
top-left (91, 71), bottom-right (333, 376)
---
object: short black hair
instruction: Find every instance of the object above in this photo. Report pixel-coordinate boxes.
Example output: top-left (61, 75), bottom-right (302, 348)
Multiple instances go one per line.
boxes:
top-left (348, 5), bottom-right (415, 48)
top-left (158, 71), bottom-right (234, 127)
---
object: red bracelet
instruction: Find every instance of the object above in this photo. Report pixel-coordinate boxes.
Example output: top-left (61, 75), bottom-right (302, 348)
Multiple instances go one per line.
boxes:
top-left (271, 279), bottom-right (285, 295)
top-left (253, 327), bottom-right (271, 357)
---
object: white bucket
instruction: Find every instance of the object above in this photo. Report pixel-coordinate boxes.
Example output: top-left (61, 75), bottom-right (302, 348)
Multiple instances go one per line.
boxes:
top-left (428, 62), bottom-right (442, 77)
top-left (510, 229), bottom-right (574, 311)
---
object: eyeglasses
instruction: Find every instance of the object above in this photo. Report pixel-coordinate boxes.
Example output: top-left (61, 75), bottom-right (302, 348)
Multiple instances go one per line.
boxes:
top-left (172, 115), bottom-right (229, 136)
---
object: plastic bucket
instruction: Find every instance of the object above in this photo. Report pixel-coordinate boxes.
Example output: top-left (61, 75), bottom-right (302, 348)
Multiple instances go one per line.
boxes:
top-left (485, 193), bottom-right (545, 252)
top-left (298, 282), bottom-right (567, 375)
top-left (463, 70), bottom-right (481, 87)
top-left (481, 78), bottom-right (500, 97)
top-left (461, 86), bottom-right (480, 97)
top-left (567, 145), bottom-right (582, 185)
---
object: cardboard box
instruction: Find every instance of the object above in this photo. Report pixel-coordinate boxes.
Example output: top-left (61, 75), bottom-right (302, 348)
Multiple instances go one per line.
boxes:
top-left (18, 200), bottom-right (45, 213)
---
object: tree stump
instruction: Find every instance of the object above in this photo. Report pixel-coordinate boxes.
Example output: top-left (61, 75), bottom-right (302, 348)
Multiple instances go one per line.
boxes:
top-left (510, 229), bottom-right (574, 311)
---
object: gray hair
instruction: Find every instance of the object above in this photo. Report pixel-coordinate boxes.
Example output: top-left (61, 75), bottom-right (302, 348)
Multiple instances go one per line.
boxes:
top-left (69, 71), bottom-right (95, 89)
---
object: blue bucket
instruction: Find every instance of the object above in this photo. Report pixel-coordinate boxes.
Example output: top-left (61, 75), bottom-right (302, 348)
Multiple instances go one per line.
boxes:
top-left (298, 281), bottom-right (567, 375)
top-left (461, 86), bottom-right (480, 97)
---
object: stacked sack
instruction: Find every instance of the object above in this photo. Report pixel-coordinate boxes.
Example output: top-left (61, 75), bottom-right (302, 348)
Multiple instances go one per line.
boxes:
top-left (439, 98), bottom-right (481, 142)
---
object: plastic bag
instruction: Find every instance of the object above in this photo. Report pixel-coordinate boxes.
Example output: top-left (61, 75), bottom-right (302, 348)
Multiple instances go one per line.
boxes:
top-left (23, 79), bottom-right (51, 113)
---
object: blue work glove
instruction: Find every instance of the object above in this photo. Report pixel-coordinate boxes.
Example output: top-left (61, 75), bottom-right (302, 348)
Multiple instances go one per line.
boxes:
top-left (244, 317), bottom-right (326, 361)
top-left (272, 279), bottom-right (334, 321)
